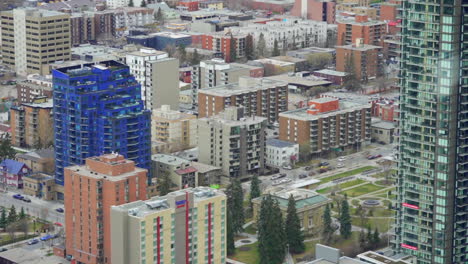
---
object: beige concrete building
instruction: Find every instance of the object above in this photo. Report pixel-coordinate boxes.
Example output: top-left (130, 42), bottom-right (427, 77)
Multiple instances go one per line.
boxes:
top-left (152, 105), bottom-right (197, 152)
top-left (1, 8), bottom-right (71, 76)
top-left (10, 97), bottom-right (53, 149)
top-left (252, 188), bottom-right (331, 235)
top-left (110, 187), bottom-right (227, 264)
top-left (16, 148), bottom-right (55, 174)
top-left (371, 118), bottom-right (396, 144)
top-left (22, 173), bottom-right (56, 200)
top-left (151, 154), bottom-right (198, 189)
top-left (198, 107), bottom-right (267, 181)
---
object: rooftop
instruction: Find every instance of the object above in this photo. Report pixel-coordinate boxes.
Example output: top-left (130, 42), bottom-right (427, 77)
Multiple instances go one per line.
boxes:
top-left (190, 161), bottom-right (221, 173)
top-left (254, 188), bottom-right (330, 210)
top-left (3, 8), bottom-right (68, 18)
top-left (21, 99), bottom-right (54, 109)
top-left (371, 119), bottom-right (396, 130)
top-left (314, 69), bottom-right (348, 77)
top-left (126, 48), bottom-right (168, 57)
top-left (357, 251), bottom-right (413, 264)
top-left (0, 248), bottom-right (67, 264)
top-left (152, 31), bottom-right (191, 39)
top-left (255, 58), bottom-right (295, 67)
top-left (266, 74), bottom-right (332, 88)
top-left (24, 172), bottom-right (54, 181)
top-left (198, 77), bottom-right (287, 97)
top-left (152, 154), bottom-right (190, 166)
top-left (279, 100), bottom-right (371, 121)
top-left (37, 0), bottom-right (95, 11)
top-left (17, 148), bottom-right (55, 162)
top-left (266, 138), bottom-right (297, 149)
top-left (336, 43), bottom-right (382, 51)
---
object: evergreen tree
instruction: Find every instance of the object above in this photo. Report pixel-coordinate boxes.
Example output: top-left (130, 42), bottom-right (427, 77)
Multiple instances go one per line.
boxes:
top-left (257, 33), bottom-right (267, 58)
top-left (245, 34), bottom-right (254, 60)
top-left (140, 0), bottom-right (147, 7)
top-left (358, 230), bottom-right (366, 250)
top-left (0, 138), bottom-right (16, 161)
top-left (7, 205), bottom-right (17, 224)
top-left (272, 39), bottom-right (280, 57)
top-left (155, 7), bottom-right (165, 24)
top-left (366, 225), bottom-right (373, 249)
top-left (19, 207), bottom-right (26, 220)
top-left (191, 49), bottom-right (200, 66)
top-left (285, 195), bottom-right (305, 254)
top-left (158, 173), bottom-right (171, 196)
top-left (226, 208), bottom-right (236, 255)
top-left (177, 45), bottom-right (187, 65)
top-left (258, 195), bottom-right (286, 264)
top-left (249, 174), bottom-right (261, 209)
top-left (373, 228), bottom-right (380, 246)
top-left (339, 196), bottom-right (352, 239)
top-left (226, 179), bottom-right (244, 233)
top-left (229, 35), bottom-right (237, 62)
top-left (322, 204), bottom-right (333, 243)
top-left (0, 209), bottom-right (6, 230)
top-left (128, 0), bottom-right (134, 7)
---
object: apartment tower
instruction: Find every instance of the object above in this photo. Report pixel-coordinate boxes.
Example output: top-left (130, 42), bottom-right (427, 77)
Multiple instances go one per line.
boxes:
top-left (395, 1), bottom-right (468, 263)
top-left (65, 154), bottom-right (147, 264)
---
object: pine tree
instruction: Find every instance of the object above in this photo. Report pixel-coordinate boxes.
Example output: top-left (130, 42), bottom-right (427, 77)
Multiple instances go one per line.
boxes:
top-left (158, 173), bottom-right (171, 196)
top-left (366, 225), bottom-right (373, 249)
top-left (322, 204), bottom-right (333, 243)
top-left (285, 195), bottom-right (305, 254)
top-left (0, 209), bottom-right (6, 231)
top-left (257, 33), bottom-right (267, 58)
top-left (245, 34), bottom-right (254, 60)
top-left (19, 207), bottom-right (26, 220)
top-left (0, 137), bottom-right (16, 161)
top-left (7, 205), bottom-right (17, 224)
top-left (250, 174), bottom-right (261, 209)
top-left (191, 49), bottom-right (200, 66)
top-left (226, 179), bottom-right (244, 233)
top-left (177, 45), bottom-right (187, 65)
top-left (339, 196), bottom-right (352, 239)
top-left (359, 229), bottom-right (366, 250)
top-left (226, 208), bottom-right (236, 255)
top-left (272, 39), bottom-right (280, 57)
top-left (128, 0), bottom-right (134, 7)
top-left (140, 0), bottom-right (147, 7)
top-left (229, 35), bottom-right (237, 62)
top-left (155, 7), bottom-right (165, 24)
top-left (258, 195), bottom-right (286, 264)
top-left (373, 228), bottom-right (380, 246)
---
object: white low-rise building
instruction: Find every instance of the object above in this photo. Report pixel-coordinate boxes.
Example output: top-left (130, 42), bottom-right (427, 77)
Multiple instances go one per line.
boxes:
top-left (266, 138), bottom-right (299, 167)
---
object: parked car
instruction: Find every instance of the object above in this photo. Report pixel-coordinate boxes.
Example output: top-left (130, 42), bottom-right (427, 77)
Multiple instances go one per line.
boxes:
top-left (12, 194), bottom-right (23, 200)
top-left (337, 163), bottom-right (345, 168)
top-left (55, 208), bottom-right (64, 213)
top-left (0, 248), bottom-right (7, 252)
top-left (27, 239), bottom-right (39, 245)
top-left (308, 171), bottom-right (316, 176)
top-left (304, 166), bottom-right (312, 171)
top-left (375, 154), bottom-right (383, 158)
top-left (319, 168), bottom-right (328, 173)
top-left (40, 234), bottom-right (53, 241)
top-left (22, 197), bottom-right (31, 203)
top-left (318, 162), bottom-right (329, 167)
top-left (337, 157), bottom-right (346, 162)
top-left (367, 155), bottom-right (377, 160)
top-left (282, 165), bottom-right (292, 170)
top-left (271, 174), bottom-right (286, 180)
top-left (299, 174), bottom-right (308, 179)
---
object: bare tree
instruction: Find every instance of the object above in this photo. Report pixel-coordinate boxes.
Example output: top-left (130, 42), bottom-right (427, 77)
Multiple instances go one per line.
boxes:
top-left (378, 159), bottom-right (394, 185)
top-left (19, 219), bottom-right (28, 236)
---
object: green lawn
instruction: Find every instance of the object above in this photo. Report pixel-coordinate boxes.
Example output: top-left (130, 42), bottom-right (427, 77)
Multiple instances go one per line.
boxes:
top-left (341, 183), bottom-right (384, 197)
top-left (319, 166), bottom-right (377, 184)
top-left (317, 179), bottom-right (366, 194)
top-left (244, 224), bottom-right (257, 235)
top-left (230, 242), bottom-right (260, 264)
top-left (352, 217), bottom-right (393, 232)
top-left (293, 241), bottom-right (317, 262)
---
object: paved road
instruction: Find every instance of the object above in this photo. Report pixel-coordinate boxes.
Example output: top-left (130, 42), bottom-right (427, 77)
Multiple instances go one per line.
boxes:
top-left (0, 190), bottom-right (65, 226)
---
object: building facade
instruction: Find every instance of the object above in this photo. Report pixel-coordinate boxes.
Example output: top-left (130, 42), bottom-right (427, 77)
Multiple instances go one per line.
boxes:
top-left (0, 8), bottom-right (71, 76)
top-left (16, 74), bottom-right (53, 104)
top-left (337, 15), bottom-right (385, 46)
top-left (197, 77), bottom-right (288, 124)
top-left (279, 98), bottom-right (371, 156)
top-left (53, 61), bottom-right (151, 192)
top-left (201, 32), bottom-right (247, 62)
top-left (291, 0), bottom-right (336, 24)
top-left (336, 40), bottom-right (382, 81)
top-left (10, 97), bottom-right (53, 149)
top-left (394, 0), bottom-right (468, 263)
top-left (152, 105), bottom-right (197, 152)
top-left (16, 148), bottom-right (55, 175)
top-left (70, 13), bottom-right (96, 46)
top-left (152, 154), bottom-right (198, 188)
top-left (110, 187), bottom-right (227, 264)
top-left (266, 139), bottom-right (299, 168)
top-left (198, 107), bottom-right (267, 181)
top-left (65, 154), bottom-right (148, 264)
top-left (22, 173), bottom-right (56, 200)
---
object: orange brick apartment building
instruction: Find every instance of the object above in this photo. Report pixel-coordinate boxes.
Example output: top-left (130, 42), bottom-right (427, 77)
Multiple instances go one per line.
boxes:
top-left (65, 154), bottom-right (147, 264)
top-left (336, 39), bottom-right (382, 81)
top-left (201, 32), bottom-right (247, 62)
top-left (337, 15), bottom-right (386, 46)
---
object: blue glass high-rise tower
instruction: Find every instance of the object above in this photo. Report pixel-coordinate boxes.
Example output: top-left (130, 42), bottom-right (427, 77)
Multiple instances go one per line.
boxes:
top-left (53, 61), bottom-right (151, 197)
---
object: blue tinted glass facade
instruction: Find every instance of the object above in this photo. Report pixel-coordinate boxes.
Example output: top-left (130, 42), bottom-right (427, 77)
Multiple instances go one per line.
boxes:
top-left (53, 61), bottom-right (151, 186)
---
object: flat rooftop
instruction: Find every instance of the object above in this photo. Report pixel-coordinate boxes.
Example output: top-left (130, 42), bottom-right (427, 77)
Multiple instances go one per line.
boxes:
top-left (280, 100), bottom-right (371, 121)
top-left (336, 44), bottom-right (382, 51)
top-left (198, 77), bottom-right (287, 97)
top-left (152, 154), bottom-right (189, 166)
top-left (266, 74), bottom-right (332, 87)
top-left (357, 251), bottom-right (413, 264)
top-left (371, 119), bottom-right (396, 130)
top-left (255, 188), bottom-right (329, 210)
top-left (314, 69), bottom-right (348, 77)
top-left (266, 138), bottom-right (297, 148)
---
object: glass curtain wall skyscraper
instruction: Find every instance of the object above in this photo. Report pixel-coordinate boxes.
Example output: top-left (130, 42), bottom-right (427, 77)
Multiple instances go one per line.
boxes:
top-left (53, 61), bottom-right (151, 199)
top-left (395, 1), bottom-right (468, 263)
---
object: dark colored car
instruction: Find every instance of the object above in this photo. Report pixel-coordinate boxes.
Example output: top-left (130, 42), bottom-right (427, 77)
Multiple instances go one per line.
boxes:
top-left (27, 239), bottom-right (39, 245)
top-left (299, 174), bottom-right (308, 179)
top-left (318, 162), bottom-right (330, 167)
top-left (0, 248), bottom-right (7, 252)
top-left (304, 166), bottom-right (312, 171)
top-left (13, 194), bottom-right (23, 200)
top-left (55, 208), bottom-right (64, 213)
top-left (22, 197), bottom-right (31, 203)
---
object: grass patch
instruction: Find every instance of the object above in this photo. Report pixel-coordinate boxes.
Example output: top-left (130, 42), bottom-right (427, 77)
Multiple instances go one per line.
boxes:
top-left (230, 242), bottom-right (260, 264)
top-left (341, 183), bottom-right (384, 197)
top-left (244, 224), bottom-right (257, 235)
top-left (320, 166), bottom-right (376, 184)
top-left (352, 217), bottom-right (393, 232)
top-left (293, 240), bottom-right (317, 262)
top-left (317, 179), bottom-right (366, 194)
top-left (351, 200), bottom-right (360, 207)
top-left (375, 180), bottom-right (395, 186)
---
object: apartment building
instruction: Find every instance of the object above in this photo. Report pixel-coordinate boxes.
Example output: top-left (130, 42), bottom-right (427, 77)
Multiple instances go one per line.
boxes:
top-left (106, 0), bottom-right (149, 9)
top-left (152, 105), bottom-right (197, 152)
top-left (336, 4), bottom-right (378, 20)
top-left (65, 154), bottom-right (148, 264)
top-left (53, 61), bottom-right (151, 192)
top-left (279, 97), bottom-right (371, 156)
top-left (191, 59), bottom-right (256, 108)
top-left (198, 107), bottom-right (267, 181)
top-left (337, 15), bottom-right (385, 46)
top-left (16, 74), bottom-right (53, 103)
top-left (16, 148), bottom-right (55, 175)
top-left (114, 7), bottom-right (154, 31)
top-left (266, 139), bottom-right (299, 168)
top-left (198, 77), bottom-right (288, 124)
top-left (336, 39), bottom-right (382, 81)
top-left (152, 154), bottom-right (197, 188)
top-left (291, 0), bottom-right (336, 24)
top-left (0, 8), bottom-right (71, 76)
top-left (201, 32), bottom-right (247, 62)
top-left (10, 97), bottom-right (53, 149)
top-left (111, 187), bottom-right (227, 264)
top-left (70, 13), bottom-right (95, 46)
top-left (125, 48), bottom-right (179, 110)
